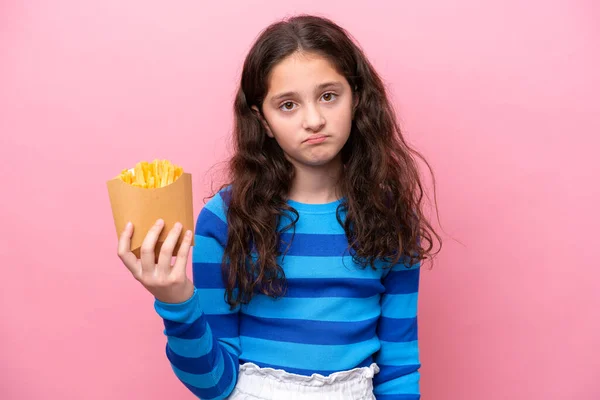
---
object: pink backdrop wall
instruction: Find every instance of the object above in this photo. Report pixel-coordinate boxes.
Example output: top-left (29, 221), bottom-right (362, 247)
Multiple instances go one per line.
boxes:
top-left (1, 1), bottom-right (598, 399)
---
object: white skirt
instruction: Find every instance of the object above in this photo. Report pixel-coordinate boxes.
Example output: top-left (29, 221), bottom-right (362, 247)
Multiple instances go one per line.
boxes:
top-left (227, 362), bottom-right (380, 400)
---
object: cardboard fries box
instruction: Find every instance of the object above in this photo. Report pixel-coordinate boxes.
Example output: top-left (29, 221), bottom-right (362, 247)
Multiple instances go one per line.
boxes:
top-left (106, 170), bottom-right (195, 260)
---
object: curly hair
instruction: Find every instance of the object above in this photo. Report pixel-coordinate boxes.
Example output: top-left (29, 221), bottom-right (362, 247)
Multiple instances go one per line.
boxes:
top-left (213, 14), bottom-right (442, 308)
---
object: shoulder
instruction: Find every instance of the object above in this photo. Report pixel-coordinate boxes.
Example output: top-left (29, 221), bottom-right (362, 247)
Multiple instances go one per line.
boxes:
top-left (195, 185), bottom-right (232, 238)
top-left (203, 184), bottom-right (232, 215)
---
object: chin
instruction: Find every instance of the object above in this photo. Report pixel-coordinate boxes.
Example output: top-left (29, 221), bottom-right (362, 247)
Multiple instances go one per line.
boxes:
top-left (285, 148), bottom-right (343, 168)
top-left (303, 155), bottom-right (340, 167)
top-left (304, 160), bottom-right (332, 167)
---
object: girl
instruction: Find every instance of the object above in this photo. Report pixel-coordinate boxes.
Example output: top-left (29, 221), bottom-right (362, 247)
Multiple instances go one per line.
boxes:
top-left (118, 14), bottom-right (441, 400)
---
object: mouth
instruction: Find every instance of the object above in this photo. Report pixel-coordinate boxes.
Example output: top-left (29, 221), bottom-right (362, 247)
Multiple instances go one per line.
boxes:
top-left (304, 134), bottom-right (328, 144)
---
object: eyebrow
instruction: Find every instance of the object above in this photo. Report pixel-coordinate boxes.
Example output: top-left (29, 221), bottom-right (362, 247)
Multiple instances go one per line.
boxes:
top-left (270, 81), bottom-right (344, 104)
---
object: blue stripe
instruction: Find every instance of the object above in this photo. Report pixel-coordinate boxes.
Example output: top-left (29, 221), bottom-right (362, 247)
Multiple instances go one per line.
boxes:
top-left (239, 336), bottom-right (380, 370)
top-left (279, 233), bottom-right (350, 256)
top-left (381, 293), bottom-right (418, 319)
top-left (167, 332), bottom-right (213, 359)
top-left (192, 236), bottom-right (226, 264)
top-left (163, 313), bottom-right (208, 339)
top-left (242, 295), bottom-right (381, 322)
top-left (375, 395), bottom-right (420, 400)
top-left (217, 337), bottom-right (241, 358)
top-left (169, 343), bottom-right (224, 385)
top-left (280, 255), bottom-right (385, 279)
top-left (203, 192), bottom-right (228, 224)
top-left (195, 208), bottom-right (228, 247)
top-left (205, 313), bottom-right (238, 338)
top-left (243, 356), bottom-right (374, 377)
top-left (373, 370), bottom-right (420, 397)
top-left (167, 341), bottom-right (240, 377)
top-left (240, 314), bottom-right (378, 345)
top-left (285, 278), bottom-right (384, 298)
top-left (374, 364), bottom-right (421, 385)
top-left (193, 252), bottom-right (387, 284)
top-left (218, 186), bottom-right (233, 207)
top-left (181, 351), bottom-right (237, 400)
top-left (375, 340), bottom-right (420, 366)
top-left (197, 288), bottom-right (235, 314)
top-left (192, 262), bottom-right (225, 288)
top-left (377, 317), bottom-right (418, 342)
top-left (163, 313), bottom-right (239, 340)
top-left (278, 211), bottom-right (346, 234)
top-left (154, 290), bottom-right (203, 324)
top-left (383, 268), bottom-right (420, 294)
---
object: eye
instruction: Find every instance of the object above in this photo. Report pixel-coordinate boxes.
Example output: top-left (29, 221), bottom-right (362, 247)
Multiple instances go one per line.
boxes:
top-left (279, 101), bottom-right (297, 112)
top-left (321, 92), bottom-right (338, 102)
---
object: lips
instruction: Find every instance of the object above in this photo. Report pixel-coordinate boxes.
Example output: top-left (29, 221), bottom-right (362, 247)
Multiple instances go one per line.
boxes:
top-left (303, 134), bottom-right (327, 143)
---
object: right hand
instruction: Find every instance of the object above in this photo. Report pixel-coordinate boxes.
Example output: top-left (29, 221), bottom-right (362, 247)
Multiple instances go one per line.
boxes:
top-left (117, 218), bottom-right (195, 304)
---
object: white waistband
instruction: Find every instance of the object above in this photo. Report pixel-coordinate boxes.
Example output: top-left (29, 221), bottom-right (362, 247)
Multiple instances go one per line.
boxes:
top-left (228, 362), bottom-right (380, 400)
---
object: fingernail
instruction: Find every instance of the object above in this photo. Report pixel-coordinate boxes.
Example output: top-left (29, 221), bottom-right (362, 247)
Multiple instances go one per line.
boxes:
top-left (126, 221), bottom-right (132, 229)
top-left (156, 219), bottom-right (164, 226)
top-left (186, 230), bottom-right (192, 237)
top-left (175, 222), bottom-right (182, 230)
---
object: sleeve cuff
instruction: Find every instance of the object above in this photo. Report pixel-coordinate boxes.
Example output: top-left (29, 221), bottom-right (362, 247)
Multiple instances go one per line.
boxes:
top-left (153, 287), bottom-right (203, 323)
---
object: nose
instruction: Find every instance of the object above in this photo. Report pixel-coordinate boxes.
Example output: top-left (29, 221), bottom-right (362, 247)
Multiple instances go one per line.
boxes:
top-left (302, 103), bottom-right (325, 132)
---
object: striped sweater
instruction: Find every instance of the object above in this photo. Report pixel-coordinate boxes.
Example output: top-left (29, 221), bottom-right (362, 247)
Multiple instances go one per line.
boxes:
top-left (154, 188), bottom-right (421, 399)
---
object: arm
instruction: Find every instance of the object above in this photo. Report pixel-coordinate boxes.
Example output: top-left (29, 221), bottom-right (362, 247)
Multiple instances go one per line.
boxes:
top-left (373, 259), bottom-right (421, 400)
top-left (154, 192), bottom-right (240, 399)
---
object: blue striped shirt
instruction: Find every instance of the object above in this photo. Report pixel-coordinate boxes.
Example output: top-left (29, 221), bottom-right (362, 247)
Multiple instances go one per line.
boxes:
top-left (154, 188), bottom-right (421, 399)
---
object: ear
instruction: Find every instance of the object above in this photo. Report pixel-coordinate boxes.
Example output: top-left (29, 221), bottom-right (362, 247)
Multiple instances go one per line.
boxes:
top-left (251, 105), bottom-right (274, 138)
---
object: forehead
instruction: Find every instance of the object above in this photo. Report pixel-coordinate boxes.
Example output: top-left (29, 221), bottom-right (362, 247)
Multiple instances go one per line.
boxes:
top-left (266, 52), bottom-right (347, 94)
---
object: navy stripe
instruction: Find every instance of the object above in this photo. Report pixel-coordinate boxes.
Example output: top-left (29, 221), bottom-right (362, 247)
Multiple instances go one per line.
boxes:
top-left (218, 187), bottom-right (233, 207)
top-left (166, 341), bottom-right (218, 375)
top-left (285, 278), bottom-right (384, 298)
top-left (279, 233), bottom-right (350, 256)
top-left (163, 314), bottom-right (207, 339)
top-left (205, 313), bottom-right (238, 338)
top-left (192, 262), bottom-right (225, 289)
top-left (196, 208), bottom-right (228, 247)
top-left (383, 268), bottom-right (420, 294)
top-left (181, 351), bottom-right (236, 399)
top-left (243, 356), bottom-right (374, 377)
top-left (240, 314), bottom-right (378, 345)
top-left (377, 317), bottom-right (418, 342)
top-left (373, 364), bottom-right (421, 385)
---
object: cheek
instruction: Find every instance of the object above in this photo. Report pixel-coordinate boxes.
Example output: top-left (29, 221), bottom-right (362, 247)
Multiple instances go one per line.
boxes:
top-left (267, 114), bottom-right (300, 140)
top-left (327, 107), bottom-right (353, 134)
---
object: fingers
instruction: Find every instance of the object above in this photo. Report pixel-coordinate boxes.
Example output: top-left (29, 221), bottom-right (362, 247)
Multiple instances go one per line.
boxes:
top-left (117, 222), bottom-right (139, 275)
top-left (172, 228), bottom-right (194, 276)
top-left (140, 219), bottom-right (165, 273)
top-left (157, 222), bottom-right (184, 272)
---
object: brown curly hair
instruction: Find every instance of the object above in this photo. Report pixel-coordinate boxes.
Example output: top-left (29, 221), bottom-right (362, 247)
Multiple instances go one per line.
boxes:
top-left (213, 14), bottom-right (442, 308)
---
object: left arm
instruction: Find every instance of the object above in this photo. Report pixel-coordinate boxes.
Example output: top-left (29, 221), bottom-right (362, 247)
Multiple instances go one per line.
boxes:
top-left (373, 260), bottom-right (422, 400)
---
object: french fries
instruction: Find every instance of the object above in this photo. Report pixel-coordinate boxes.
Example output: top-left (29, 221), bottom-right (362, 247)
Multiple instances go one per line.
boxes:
top-left (117, 159), bottom-right (184, 189)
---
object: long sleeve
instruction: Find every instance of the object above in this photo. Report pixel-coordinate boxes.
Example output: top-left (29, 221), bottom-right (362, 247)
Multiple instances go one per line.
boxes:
top-left (373, 259), bottom-right (421, 400)
top-left (154, 192), bottom-right (240, 399)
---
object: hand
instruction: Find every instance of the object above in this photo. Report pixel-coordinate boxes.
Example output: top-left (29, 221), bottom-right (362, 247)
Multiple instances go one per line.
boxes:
top-left (117, 218), bottom-right (195, 304)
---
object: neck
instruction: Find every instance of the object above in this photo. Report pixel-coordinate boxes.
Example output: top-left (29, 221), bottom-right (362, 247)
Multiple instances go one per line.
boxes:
top-left (287, 156), bottom-right (344, 204)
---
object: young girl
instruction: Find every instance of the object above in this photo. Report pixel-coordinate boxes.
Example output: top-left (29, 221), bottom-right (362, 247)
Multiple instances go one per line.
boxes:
top-left (118, 14), bottom-right (441, 400)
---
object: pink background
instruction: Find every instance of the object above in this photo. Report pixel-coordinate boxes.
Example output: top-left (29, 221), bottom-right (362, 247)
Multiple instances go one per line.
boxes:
top-left (1, 1), bottom-right (598, 399)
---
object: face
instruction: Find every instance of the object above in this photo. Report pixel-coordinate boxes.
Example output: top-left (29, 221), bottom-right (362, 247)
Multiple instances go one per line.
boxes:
top-left (253, 52), bottom-right (357, 169)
